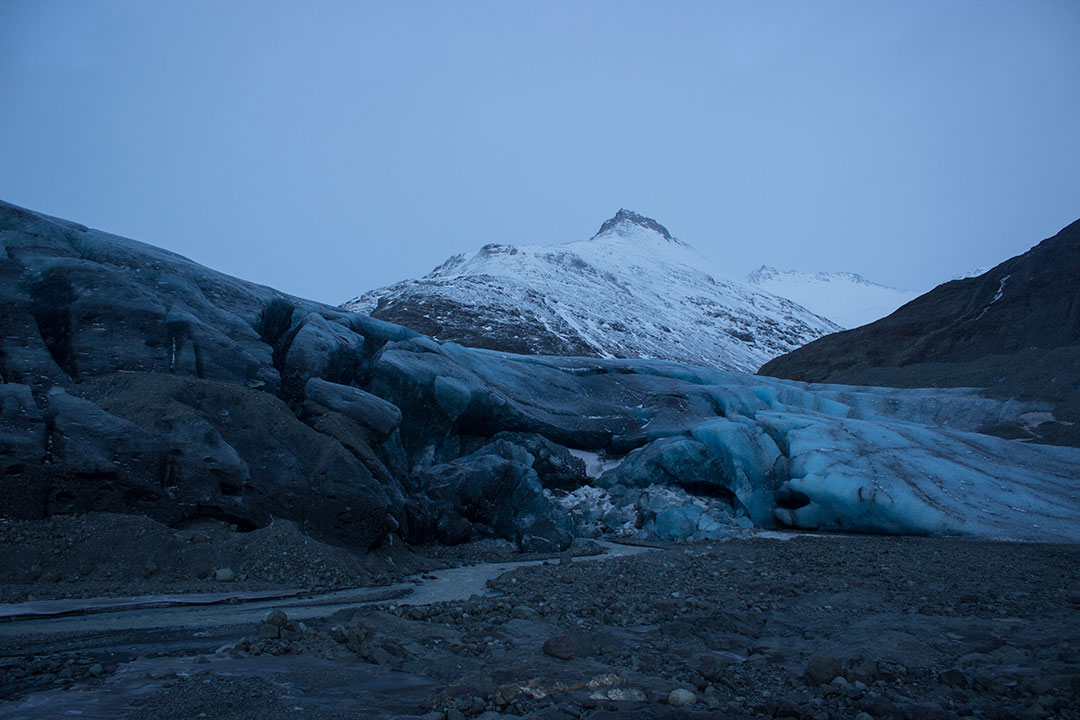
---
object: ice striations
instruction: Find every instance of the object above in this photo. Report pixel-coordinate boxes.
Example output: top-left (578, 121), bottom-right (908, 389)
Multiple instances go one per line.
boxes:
top-left (343, 210), bottom-right (840, 373)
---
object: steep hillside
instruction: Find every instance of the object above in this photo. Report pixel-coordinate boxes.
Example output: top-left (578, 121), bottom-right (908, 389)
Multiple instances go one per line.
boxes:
top-left (760, 218), bottom-right (1080, 446)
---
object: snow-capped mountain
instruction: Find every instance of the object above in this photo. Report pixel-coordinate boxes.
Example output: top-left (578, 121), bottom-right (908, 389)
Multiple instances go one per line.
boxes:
top-left (746, 266), bottom-right (920, 329)
top-left (343, 210), bottom-right (840, 373)
top-left (949, 266), bottom-right (991, 282)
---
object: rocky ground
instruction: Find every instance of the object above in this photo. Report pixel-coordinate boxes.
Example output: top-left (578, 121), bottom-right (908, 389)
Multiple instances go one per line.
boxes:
top-left (0, 513), bottom-right (426, 602)
top-left (0, 529), bottom-right (1077, 719)
top-left (0, 513), bottom-right (609, 604)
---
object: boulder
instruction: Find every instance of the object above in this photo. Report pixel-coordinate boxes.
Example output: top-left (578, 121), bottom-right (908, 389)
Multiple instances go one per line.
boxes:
top-left (667, 689), bottom-right (696, 706)
top-left (542, 634), bottom-right (575, 660)
top-left (804, 654), bottom-right (842, 686)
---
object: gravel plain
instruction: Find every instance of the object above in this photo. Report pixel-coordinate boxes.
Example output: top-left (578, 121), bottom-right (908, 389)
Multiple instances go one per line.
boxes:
top-left (0, 516), bottom-right (1077, 720)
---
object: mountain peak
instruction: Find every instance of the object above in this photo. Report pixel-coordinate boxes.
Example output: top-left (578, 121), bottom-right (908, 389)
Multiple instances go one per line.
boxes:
top-left (591, 209), bottom-right (678, 243)
top-left (747, 265), bottom-right (779, 282)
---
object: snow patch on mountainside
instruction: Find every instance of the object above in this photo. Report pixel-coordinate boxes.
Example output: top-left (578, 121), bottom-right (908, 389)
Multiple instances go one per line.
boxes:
top-left (950, 266), bottom-right (992, 281)
top-left (746, 266), bottom-right (920, 329)
top-left (343, 210), bottom-right (840, 373)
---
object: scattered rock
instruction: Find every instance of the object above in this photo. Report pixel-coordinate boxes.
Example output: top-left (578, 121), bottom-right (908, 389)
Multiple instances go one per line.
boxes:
top-left (900, 701), bottom-right (947, 720)
top-left (495, 683), bottom-right (520, 705)
top-left (860, 695), bottom-right (898, 719)
top-left (257, 623), bottom-right (280, 639)
top-left (668, 688), bottom-right (696, 706)
top-left (803, 654), bottom-right (842, 686)
top-left (511, 605), bottom-right (540, 621)
top-left (542, 634), bottom-right (575, 660)
top-left (697, 652), bottom-right (737, 682)
top-left (368, 646), bottom-right (394, 665)
top-left (938, 668), bottom-right (968, 688)
top-left (215, 568), bottom-right (236, 582)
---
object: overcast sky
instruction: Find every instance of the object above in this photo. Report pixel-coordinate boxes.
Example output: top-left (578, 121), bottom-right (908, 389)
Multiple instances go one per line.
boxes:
top-left (2, 1), bottom-right (1078, 305)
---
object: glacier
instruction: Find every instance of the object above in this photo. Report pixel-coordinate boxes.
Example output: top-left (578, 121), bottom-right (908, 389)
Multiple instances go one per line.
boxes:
top-left (373, 339), bottom-right (1080, 543)
top-left (1, 198), bottom-right (1076, 548)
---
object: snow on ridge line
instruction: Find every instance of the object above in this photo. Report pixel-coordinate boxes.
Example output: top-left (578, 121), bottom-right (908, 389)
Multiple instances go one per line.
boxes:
top-left (746, 265), bottom-right (921, 329)
top-left (343, 210), bottom-right (841, 373)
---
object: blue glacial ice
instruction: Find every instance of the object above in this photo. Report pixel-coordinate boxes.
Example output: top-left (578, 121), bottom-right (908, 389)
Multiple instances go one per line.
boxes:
top-left (373, 345), bottom-right (1080, 543)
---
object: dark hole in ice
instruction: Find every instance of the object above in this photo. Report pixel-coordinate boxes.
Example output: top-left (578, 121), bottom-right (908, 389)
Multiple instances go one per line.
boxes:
top-left (774, 488), bottom-right (812, 510)
top-left (678, 481), bottom-right (738, 503)
top-left (5, 464), bottom-right (25, 475)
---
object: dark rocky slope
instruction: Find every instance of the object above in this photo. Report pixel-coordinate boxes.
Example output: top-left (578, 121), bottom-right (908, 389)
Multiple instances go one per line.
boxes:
top-left (0, 200), bottom-right (415, 550)
top-left (759, 218), bottom-right (1080, 446)
top-left (1, 200), bottom-right (1077, 553)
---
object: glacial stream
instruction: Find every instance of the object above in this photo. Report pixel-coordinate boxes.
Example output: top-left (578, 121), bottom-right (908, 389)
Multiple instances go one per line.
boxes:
top-left (0, 541), bottom-right (657, 720)
top-left (0, 540), bottom-right (655, 638)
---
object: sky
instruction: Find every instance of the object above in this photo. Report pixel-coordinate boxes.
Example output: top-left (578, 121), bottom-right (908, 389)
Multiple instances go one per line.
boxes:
top-left (1, 1), bottom-right (1078, 305)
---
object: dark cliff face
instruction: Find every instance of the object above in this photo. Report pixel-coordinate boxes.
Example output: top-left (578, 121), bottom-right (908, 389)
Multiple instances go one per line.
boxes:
top-left (759, 218), bottom-right (1080, 446)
